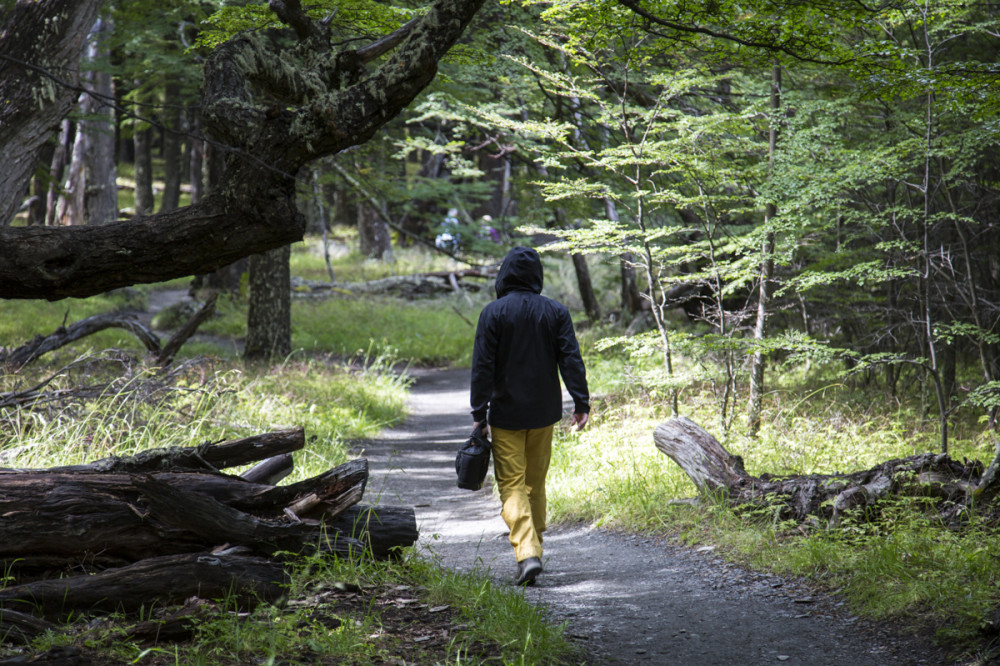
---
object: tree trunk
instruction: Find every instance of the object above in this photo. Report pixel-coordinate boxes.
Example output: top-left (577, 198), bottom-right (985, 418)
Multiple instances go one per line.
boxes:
top-left (60, 118), bottom-right (86, 225)
top-left (747, 64), bottom-right (781, 438)
top-left (82, 16), bottom-right (118, 225)
top-left (572, 253), bottom-right (601, 323)
top-left (605, 198), bottom-right (642, 316)
top-left (45, 120), bottom-right (72, 226)
top-left (358, 202), bottom-right (393, 260)
top-left (244, 245), bottom-right (292, 361)
top-left (133, 122), bottom-right (155, 215)
top-left (160, 79), bottom-right (183, 213)
top-left (27, 142), bottom-right (54, 226)
top-left (188, 108), bottom-right (204, 204)
top-left (0, 551), bottom-right (289, 618)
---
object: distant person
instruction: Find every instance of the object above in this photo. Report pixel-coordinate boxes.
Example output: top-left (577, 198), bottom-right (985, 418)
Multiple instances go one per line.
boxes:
top-left (435, 208), bottom-right (461, 252)
top-left (470, 246), bottom-right (590, 585)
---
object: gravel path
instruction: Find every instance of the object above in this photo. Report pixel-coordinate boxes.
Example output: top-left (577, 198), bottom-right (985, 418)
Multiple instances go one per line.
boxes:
top-left (358, 367), bottom-right (953, 665)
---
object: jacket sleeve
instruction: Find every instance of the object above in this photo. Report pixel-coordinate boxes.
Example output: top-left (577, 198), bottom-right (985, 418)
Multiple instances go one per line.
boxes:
top-left (470, 307), bottom-right (496, 423)
top-left (555, 307), bottom-right (590, 414)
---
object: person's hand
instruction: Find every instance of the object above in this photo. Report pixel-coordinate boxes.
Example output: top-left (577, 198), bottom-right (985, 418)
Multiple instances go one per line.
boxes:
top-left (474, 421), bottom-right (490, 438)
top-left (570, 412), bottom-right (589, 431)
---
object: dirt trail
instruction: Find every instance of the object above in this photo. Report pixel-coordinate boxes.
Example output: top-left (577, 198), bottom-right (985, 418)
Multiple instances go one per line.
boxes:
top-left (358, 368), bottom-right (951, 665)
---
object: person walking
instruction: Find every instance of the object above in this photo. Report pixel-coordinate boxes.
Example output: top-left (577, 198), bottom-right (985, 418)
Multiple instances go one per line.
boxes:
top-left (470, 246), bottom-right (590, 586)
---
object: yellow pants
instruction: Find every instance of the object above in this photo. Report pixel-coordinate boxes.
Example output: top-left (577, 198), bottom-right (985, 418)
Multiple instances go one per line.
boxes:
top-left (491, 424), bottom-right (554, 562)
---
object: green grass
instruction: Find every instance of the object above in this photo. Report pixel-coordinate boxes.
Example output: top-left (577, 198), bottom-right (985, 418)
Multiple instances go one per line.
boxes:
top-left (0, 354), bottom-right (408, 478)
top-left (292, 296), bottom-right (481, 366)
top-left (548, 347), bottom-right (1000, 655)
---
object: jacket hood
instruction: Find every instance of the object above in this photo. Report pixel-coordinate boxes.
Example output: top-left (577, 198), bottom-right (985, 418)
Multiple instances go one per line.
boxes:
top-left (495, 246), bottom-right (543, 297)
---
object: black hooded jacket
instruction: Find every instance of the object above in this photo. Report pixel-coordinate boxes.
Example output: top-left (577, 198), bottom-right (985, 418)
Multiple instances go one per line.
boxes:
top-left (471, 246), bottom-right (590, 430)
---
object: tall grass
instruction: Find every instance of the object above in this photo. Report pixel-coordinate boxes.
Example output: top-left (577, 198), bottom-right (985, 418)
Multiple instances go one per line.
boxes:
top-left (0, 354), bottom-right (408, 479)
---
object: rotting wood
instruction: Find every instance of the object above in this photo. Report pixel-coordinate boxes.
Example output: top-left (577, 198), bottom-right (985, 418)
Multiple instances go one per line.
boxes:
top-left (654, 416), bottom-right (988, 525)
top-left (37, 427), bottom-right (305, 474)
top-left (0, 609), bottom-right (57, 645)
top-left (328, 504), bottom-right (419, 559)
top-left (0, 422), bottom-right (418, 636)
top-left (0, 459), bottom-right (374, 569)
top-left (0, 551), bottom-right (288, 618)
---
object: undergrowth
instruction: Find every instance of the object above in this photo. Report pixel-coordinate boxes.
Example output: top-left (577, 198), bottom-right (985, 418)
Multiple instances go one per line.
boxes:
top-left (550, 342), bottom-right (1000, 656)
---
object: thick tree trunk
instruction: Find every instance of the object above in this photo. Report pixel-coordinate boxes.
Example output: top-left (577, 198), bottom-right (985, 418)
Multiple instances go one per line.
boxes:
top-left (245, 244), bottom-right (292, 361)
top-left (188, 110), bottom-right (204, 204)
top-left (0, 551), bottom-right (288, 618)
top-left (654, 417), bottom-right (988, 526)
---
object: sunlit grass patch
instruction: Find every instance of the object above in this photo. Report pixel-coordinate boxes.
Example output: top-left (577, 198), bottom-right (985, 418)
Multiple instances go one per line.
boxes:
top-left (0, 356), bottom-right (408, 479)
top-left (292, 295), bottom-right (482, 366)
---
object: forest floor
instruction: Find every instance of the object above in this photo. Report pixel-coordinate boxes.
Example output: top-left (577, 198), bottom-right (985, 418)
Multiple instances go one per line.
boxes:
top-left (359, 367), bottom-right (959, 665)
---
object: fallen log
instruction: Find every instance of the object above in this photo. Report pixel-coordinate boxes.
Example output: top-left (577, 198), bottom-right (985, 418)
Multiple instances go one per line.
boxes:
top-left (0, 609), bottom-right (57, 645)
top-left (155, 292), bottom-right (218, 367)
top-left (0, 550), bottom-right (287, 618)
top-left (329, 504), bottom-right (419, 559)
top-left (0, 459), bottom-right (373, 570)
top-left (0, 427), bottom-right (419, 634)
top-left (241, 453), bottom-right (294, 485)
top-left (654, 417), bottom-right (985, 525)
top-left (28, 426), bottom-right (306, 474)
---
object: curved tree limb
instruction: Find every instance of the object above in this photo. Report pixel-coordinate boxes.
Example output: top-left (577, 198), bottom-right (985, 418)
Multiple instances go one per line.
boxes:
top-left (0, 0), bottom-right (485, 300)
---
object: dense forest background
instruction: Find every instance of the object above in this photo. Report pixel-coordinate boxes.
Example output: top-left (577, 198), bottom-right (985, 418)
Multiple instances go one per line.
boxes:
top-left (5, 0), bottom-right (998, 446)
top-left (3, 1), bottom-right (1000, 661)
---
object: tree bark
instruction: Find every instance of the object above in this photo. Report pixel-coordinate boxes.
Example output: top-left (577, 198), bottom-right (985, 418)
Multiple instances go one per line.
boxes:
top-left (0, 551), bottom-right (289, 617)
top-left (358, 202), bottom-right (393, 260)
top-left (747, 64), bottom-right (781, 438)
top-left (245, 245), bottom-right (292, 361)
top-left (0, 0), bottom-right (102, 227)
top-left (0, 457), bottom-right (403, 571)
top-left (0, 311), bottom-right (161, 369)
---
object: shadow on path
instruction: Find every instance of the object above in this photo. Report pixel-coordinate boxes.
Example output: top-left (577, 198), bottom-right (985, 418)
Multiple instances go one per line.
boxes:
top-left (357, 368), bottom-right (948, 665)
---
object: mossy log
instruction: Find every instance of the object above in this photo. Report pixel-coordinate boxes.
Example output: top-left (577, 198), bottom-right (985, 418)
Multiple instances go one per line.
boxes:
top-left (654, 417), bottom-right (987, 525)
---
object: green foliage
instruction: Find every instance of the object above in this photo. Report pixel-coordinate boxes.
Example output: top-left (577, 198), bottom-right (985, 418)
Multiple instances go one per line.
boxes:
top-left (195, 0), bottom-right (409, 51)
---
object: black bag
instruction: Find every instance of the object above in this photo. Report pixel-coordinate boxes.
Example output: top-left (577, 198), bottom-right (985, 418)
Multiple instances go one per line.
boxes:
top-left (455, 424), bottom-right (492, 490)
